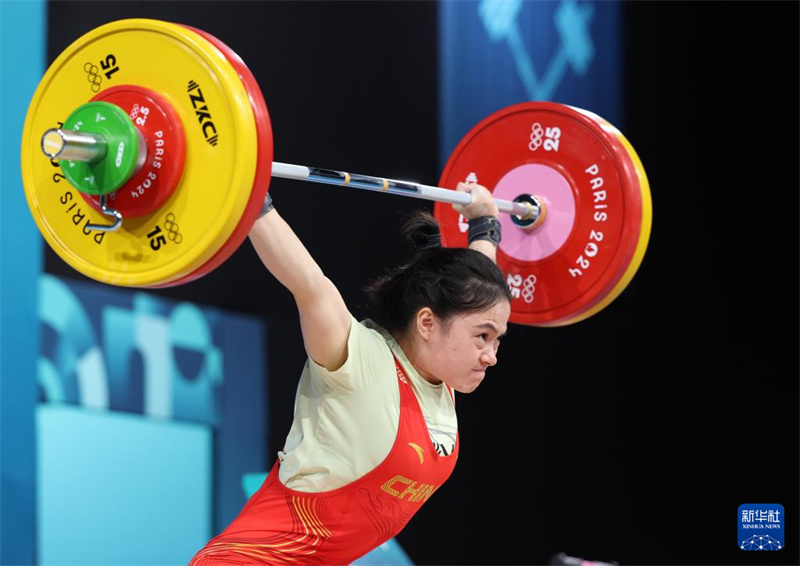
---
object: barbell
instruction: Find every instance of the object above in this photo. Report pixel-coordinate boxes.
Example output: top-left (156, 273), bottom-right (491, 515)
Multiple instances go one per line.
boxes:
top-left (20, 19), bottom-right (652, 327)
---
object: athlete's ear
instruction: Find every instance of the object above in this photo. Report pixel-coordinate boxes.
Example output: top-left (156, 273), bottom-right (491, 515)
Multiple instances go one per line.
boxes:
top-left (415, 307), bottom-right (435, 341)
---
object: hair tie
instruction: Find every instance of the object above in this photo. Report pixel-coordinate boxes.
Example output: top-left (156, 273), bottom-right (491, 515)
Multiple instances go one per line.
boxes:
top-left (417, 233), bottom-right (441, 251)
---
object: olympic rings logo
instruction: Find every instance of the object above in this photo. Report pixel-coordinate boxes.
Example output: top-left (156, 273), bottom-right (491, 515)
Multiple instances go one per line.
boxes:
top-left (507, 274), bottom-right (537, 303)
top-left (529, 123), bottom-right (562, 152)
top-left (521, 274), bottom-right (536, 303)
top-left (164, 213), bottom-right (183, 244)
top-left (529, 123), bottom-right (544, 151)
top-left (84, 62), bottom-right (102, 92)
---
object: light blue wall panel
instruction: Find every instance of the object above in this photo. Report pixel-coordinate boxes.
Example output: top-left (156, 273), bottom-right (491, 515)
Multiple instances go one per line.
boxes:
top-left (37, 405), bottom-right (211, 566)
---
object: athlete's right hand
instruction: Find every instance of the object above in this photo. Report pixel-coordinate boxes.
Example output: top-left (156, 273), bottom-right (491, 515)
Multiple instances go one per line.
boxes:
top-left (453, 182), bottom-right (499, 219)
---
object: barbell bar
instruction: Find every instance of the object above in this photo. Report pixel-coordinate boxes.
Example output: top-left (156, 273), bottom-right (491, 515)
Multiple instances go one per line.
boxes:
top-left (269, 163), bottom-right (542, 223)
top-left (40, 127), bottom-right (543, 226)
top-left (21, 18), bottom-right (651, 326)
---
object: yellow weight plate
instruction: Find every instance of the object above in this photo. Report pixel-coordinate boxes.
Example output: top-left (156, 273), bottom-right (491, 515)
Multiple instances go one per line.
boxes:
top-left (554, 119), bottom-right (653, 326)
top-left (21, 19), bottom-right (258, 286)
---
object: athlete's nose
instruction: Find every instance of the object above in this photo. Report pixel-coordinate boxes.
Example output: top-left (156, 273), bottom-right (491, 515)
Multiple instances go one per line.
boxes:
top-left (480, 347), bottom-right (498, 367)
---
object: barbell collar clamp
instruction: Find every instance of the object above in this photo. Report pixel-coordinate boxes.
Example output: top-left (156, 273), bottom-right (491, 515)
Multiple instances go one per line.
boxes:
top-left (86, 194), bottom-right (124, 232)
top-left (40, 128), bottom-right (123, 232)
top-left (511, 195), bottom-right (547, 231)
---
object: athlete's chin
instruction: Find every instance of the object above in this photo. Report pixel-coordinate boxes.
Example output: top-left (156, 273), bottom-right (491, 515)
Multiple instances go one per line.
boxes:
top-left (456, 374), bottom-right (485, 394)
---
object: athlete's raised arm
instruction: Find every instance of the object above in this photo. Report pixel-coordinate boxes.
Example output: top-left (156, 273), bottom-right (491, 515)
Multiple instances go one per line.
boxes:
top-left (248, 197), bottom-right (351, 371)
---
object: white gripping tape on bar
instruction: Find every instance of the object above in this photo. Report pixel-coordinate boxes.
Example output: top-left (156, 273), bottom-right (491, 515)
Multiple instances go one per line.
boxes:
top-left (271, 162), bottom-right (310, 180)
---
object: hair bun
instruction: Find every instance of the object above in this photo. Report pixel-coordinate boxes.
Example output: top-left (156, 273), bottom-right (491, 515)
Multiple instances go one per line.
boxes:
top-left (401, 210), bottom-right (442, 251)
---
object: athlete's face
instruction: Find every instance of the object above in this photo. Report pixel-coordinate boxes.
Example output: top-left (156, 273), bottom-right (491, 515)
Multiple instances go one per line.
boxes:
top-left (413, 301), bottom-right (510, 393)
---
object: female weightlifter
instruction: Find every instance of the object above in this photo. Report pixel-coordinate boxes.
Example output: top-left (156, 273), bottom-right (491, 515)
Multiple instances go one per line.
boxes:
top-left (189, 182), bottom-right (511, 565)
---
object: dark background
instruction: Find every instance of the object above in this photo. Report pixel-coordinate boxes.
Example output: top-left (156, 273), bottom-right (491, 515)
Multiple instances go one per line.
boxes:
top-left (46, 2), bottom-right (799, 565)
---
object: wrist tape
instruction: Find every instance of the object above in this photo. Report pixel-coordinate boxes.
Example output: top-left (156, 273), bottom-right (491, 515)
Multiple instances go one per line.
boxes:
top-left (258, 193), bottom-right (274, 218)
top-left (467, 216), bottom-right (501, 246)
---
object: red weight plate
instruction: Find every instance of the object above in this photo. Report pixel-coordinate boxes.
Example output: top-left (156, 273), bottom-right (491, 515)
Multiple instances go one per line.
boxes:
top-left (87, 85), bottom-right (186, 218)
top-left (434, 102), bottom-right (644, 326)
top-left (537, 108), bottom-right (653, 327)
top-left (148, 24), bottom-right (274, 288)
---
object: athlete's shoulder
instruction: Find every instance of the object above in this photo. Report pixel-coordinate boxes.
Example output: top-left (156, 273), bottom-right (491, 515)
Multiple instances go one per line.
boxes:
top-left (307, 316), bottom-right (395, 392)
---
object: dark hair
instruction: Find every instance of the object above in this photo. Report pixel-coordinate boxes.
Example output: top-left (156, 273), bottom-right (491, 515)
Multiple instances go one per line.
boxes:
top-left (365, 211), bottom-right (511, 335)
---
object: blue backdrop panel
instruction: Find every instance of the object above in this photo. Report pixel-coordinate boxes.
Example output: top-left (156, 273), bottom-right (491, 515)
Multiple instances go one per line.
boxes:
top-left (0, 1), bottom-right (46, 564)
top-left (37, 405), bottom-right (211, 566)
top-left (439, 0), bottom-right (620, 165)
top-left (36, 274), bottom-right (268, 563)
top-left (218, 315), bottom-right (268, 530)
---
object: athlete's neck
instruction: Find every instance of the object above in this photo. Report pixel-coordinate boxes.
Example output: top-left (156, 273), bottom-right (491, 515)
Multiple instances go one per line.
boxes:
top-left (392, 331), bottom-right (442, 386)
